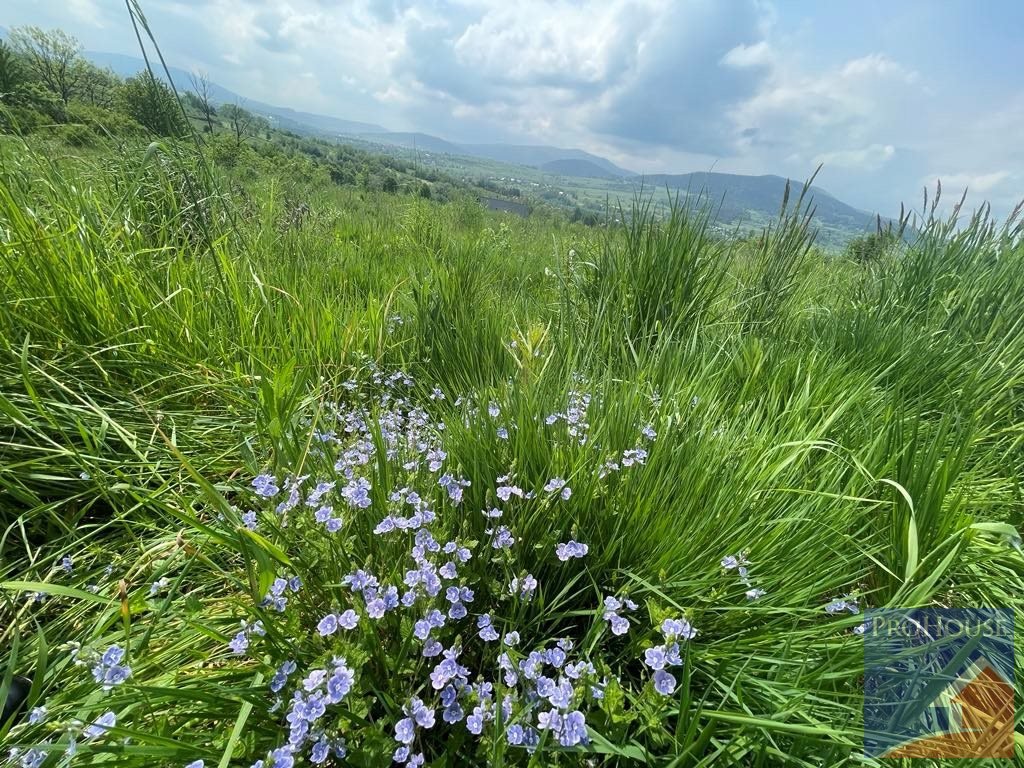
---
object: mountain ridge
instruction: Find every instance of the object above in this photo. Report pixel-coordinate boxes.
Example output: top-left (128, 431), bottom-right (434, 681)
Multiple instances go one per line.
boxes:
top-left (69, 48), bottom-right (881, 241)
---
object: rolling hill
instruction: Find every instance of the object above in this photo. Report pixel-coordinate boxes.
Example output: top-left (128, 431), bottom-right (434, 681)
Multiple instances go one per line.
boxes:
top-left (539, 158), bottom-right (622, 179)
top-left (67, 46), bottom-right (879, 242)
top-left (636, 172), bottom-right (880, 234)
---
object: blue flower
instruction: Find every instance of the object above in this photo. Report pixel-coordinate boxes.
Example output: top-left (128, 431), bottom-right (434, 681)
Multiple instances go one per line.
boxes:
top-left (185, 761), bottom-right (205, 768)
top-left (491, 526), bottom-right (515, 549)
top-left (644, 645), bottom-right (668, 670)
top-left (559, 710), bottom-right (588, 747)
top-left (317, 613), bottom-right (339, 636)
top-left (506, 724), bottom-right (525, 745)
top-left (555, 540), bottom-right (588, 561)
top-left (653, 669), bottom-right (676, 696)
top-left (310, 738), bottom-right (329, 764)
top-left (270, 660), bottom-right (296, 693)
top-left (91, 645), bottom-right (131, 689)
top-left (661, 618), bottom-right (697, 641)
top-left (83, 710), bottom-right (116, 739)
top-left (28, 705), bottom-right (47, 725)
top-left (477, 614), bottom-right (500, 642)
top-left (252, 474), bottom-right (280, 498)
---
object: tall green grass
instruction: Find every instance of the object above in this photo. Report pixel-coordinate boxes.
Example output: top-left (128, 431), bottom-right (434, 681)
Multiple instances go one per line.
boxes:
top-left (1, 134), bottom-right (1022, 766)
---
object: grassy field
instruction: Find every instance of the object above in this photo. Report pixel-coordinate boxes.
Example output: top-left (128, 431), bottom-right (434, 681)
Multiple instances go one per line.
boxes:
top-left (1, 127), bottom-right (1023, 768)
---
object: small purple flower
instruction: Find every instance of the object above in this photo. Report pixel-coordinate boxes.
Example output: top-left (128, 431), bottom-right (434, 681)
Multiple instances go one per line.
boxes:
top-left (270, 660), bottom-right (297, 693)
top-left (491, 526), bottom-right (515, 549)
top-left (477, 614), bottom-right (500, 642)
top-left (252, 474), bottom-right (280, 498)
top-left (83, 710), bottom-right (116, 739)
top-left (653, 669), bottom-right (677, 696)
top-left (559, 710), bottom-right (588, 747)
top-left (746, 588), bottom-right (766, 600)
top-left (661, 618), bottom-right (697, 641)
top-left (317, 613), bottom-right (339, 636)
top-left (555, 540), bottom-right (588, 561)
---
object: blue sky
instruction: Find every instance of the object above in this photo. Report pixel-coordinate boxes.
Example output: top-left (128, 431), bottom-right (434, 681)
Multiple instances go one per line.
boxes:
top-left (4, 0), bottom-right (1021, 217)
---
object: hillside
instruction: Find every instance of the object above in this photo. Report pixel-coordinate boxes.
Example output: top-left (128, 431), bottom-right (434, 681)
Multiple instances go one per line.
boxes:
top-left (72, 48), bottom-right (881, 241)
top-left (539, 158), bottom-right (622, 179)
top-left (637, 172), bottom-right (880, 234)
top-left (83, 51), bottom-right (388, 135)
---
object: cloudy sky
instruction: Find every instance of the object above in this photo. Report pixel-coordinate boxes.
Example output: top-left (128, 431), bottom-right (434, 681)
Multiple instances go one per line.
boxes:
top-left (5, 0), bottom-right (1022, 216)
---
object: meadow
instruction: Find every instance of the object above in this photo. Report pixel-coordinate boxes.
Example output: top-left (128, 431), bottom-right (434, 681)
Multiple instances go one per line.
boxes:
top-left (1, 124), bottom-right (1023, 768)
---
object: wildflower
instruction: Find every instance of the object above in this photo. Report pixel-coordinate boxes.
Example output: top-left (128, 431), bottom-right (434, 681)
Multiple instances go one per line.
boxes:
top-left (496, 482), bottom-right (523, 501)
top-left (92, 645), bottom-right (132, 689)
top-left (15, 749), bottom-right (47, 768)
top-left (543, 477), bottom-right (572, 500)
top-left (270, 660), bottom-right (297, 693)
top-left (555, 540), bottom-right (588, 560)
top-left (661, 618), bottom-right (697, 641)
top-left (83, 711), bottom-right (117, 739)
top-left (477, 614), bottom-right (500, 642)
top-left (229, 629), bottom-right (250, 655)
top-left (496, 427), bottom-right (509, 440)
top-left (326, 662), bottom-right (355, 704)
top-left (641, 424), bottom-right (657, 440)
top-left (149, 577), bottom-right (170, 597)
top-left (653, 669), bottom-right (676, 696)
top-left (509, 574), bottom-right (537, 600)
top-left (721, 555), bottom-right (739, 569)
top-left (643, 645), bottom-right (669, 671)
top-left (310, 739), bottom-right (329, 764)
top-left (60, 556), bottom-right (74, 573)
top-left (185, 761), bottom-right (205, 768)
top-left (491, 526), bottom-right (515, 549)
top-left (559, 710), bottom-right (588, 747)
top-left (252, 474), bottom-right (280, 498)
top-left (824, 597), bottom-right (859, 614)
top-left (746, 588), bottom-right (766, 600)
top-left (422, 639), bottom-right (443, 657)
top-left (317, 613), bottom-right (339, 636)
top-left (28, 705), bottom-right (47, 725)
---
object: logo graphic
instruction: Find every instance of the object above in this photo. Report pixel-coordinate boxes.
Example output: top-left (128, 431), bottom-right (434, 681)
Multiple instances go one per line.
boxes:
top-left (863, 608), bottom-right (1015, 758)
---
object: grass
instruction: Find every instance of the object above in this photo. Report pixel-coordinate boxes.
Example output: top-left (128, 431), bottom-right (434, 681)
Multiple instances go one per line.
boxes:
top-left (1, 128), bottom-right (1022, 768)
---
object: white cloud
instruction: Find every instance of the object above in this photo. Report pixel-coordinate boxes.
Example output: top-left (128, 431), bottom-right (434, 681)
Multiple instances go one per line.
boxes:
top-left (815, 144), bottom-right (895, 171)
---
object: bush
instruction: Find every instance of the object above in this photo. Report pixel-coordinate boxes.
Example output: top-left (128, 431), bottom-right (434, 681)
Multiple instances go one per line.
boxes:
top-left (65, 102), bottom-right (145, 139)
top-left (54, 122), bottom-right (95, 147)
top-left (117, 74), bottom-right (188, 137)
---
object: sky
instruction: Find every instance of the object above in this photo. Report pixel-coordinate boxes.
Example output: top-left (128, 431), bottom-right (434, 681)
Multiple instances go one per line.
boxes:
top-left (4, 0), bottom-right (1022, 217)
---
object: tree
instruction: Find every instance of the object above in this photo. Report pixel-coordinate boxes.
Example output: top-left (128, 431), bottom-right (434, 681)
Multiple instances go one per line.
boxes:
top-left (188, 70), bottom-right (217, 133)
top-left (8, 26), bottom-right (83, 104)
top-left (0, 40), bottom-right (25, 99)
top-left (118, 73), bottom-right (187, 137)
top-left (73, 61), bottom-right (119, 109)
top-left (220, 103), bottom-right (256, 146)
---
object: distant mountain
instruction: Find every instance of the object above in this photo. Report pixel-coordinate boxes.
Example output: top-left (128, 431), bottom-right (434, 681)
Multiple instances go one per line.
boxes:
top-left (637, 172), bottom-right (879, 233)
top-left (540, 158), bottom-right (622, 179)
top-left (353, 132), bottom-right (465, 155)
top-left (353, 133), bottom-right (634, 178)
top-left (56, 45), bottom-right (879, 241)
top-left (463, 144), bottom-right (634, 177)
top-left (82, 51), bottom-right (387, 135)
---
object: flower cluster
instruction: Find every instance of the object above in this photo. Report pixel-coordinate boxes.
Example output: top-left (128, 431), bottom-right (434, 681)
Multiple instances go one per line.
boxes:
top-left (216, 368), bottom-right (692, 763)
top-left (643, 619), bottom-right (697, 696)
